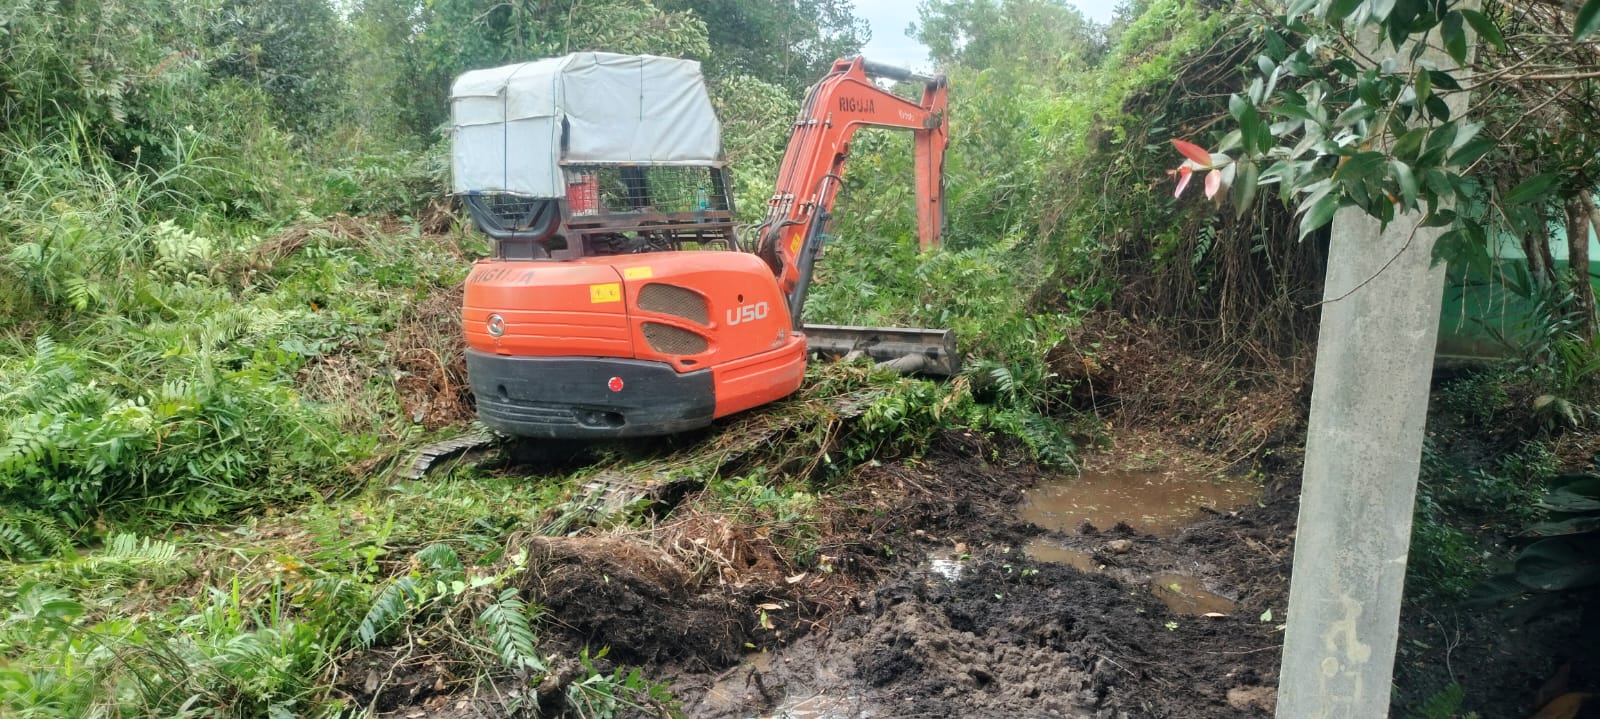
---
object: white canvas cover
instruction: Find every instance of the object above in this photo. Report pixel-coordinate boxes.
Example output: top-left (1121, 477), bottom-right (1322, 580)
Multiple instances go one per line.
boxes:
top-left (450, 52), bottom-right (723, 197)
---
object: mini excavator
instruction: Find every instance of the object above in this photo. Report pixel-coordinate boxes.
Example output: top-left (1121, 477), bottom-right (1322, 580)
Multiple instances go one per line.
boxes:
top-left (453, 52), bottom-right (954, 438)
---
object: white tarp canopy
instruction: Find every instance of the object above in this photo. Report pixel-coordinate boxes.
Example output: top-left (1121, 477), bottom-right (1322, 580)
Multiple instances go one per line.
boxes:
top-left (450, 52), bottom-right (723, 197)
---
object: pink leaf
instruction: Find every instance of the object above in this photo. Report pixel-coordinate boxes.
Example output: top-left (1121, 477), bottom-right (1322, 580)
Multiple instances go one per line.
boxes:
top-left (1204, 169), bottom-right (1222, 199)
top-left (1173, 165), bottom-right (1194, 198)
top-left (1171, 138), bottom-right (1213, 168)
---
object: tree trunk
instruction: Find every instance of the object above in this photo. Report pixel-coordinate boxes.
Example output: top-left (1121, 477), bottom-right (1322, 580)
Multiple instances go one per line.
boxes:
top-left (1538, 204), bottom-right (1561, 285)
top-left (1525, 203), bottom-right (1552, 284)
top-left (1576, 194), bottom-right (1599, 339)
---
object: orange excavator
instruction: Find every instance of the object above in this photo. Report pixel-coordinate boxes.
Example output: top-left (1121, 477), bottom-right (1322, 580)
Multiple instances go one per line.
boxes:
top-left (452, 52), bottom-right (953, 438)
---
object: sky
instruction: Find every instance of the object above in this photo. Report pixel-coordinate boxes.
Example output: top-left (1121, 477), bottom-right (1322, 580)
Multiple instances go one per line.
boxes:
top-left (854, 0), bottom-right (1121, 72)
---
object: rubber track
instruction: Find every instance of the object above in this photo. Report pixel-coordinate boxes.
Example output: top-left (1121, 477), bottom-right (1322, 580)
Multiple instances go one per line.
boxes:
top-left (401, 427), bottom-right (500, 480)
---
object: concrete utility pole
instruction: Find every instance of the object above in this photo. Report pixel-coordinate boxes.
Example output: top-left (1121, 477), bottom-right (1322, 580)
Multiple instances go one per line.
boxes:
top-left (1275, 22), bottom-right (1476, 719)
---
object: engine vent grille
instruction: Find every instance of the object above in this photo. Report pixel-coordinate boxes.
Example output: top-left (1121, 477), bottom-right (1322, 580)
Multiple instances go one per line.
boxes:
top-left (637, 283), bottom-right (709, 325)
top-left (642, 323), bottom-right (709, 355)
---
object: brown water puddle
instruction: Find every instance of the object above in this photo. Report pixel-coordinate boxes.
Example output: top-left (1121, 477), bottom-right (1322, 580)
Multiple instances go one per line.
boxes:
top-left (1021, 539), bottom-right (1099, 571)
top-left (1018, 467), bottom-right (1257, 536)
top-left (1150, 573), bottom-right (1237, 615)
top-left (702, 651), bottom-right (774, 706)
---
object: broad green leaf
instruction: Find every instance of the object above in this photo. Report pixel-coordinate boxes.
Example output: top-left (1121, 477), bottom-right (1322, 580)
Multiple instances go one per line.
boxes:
top-left (1459, 9), bottom-right (1505, 50)
top-left (1389, 14), bottom-right (1411, 49)
top-left (1393, 128), bottom-right (1427, 162)
top-left (1335, 101), bottom-right (1375, 126)
top-left (1328, 0), bottom-right (1365, 23)
top-left (1441, 12), bottom-right (1468, 65)
top-left (1299, 192), bottom-right (1339, 240)
top-left (1424, 94), bottom-right (1452, 122)
top-left (1233, 158), bottom-right (1261, 218)
top-left (1526, 515), bottom-right (1600, 538)
top-left (1420, 121), bottom-right (1459, 165)
top-left (1229, 93), bottom-right (1250, 121)
top-left (1504, 174), bottom-right (1557, 205)
top-left (1514, 534), bottom-right (1600, 591)
top-left (1449, 121), bottom-right (1484, 151)
top-left (1265, 30), bottom-right (1289, 58)
top-left (1540, 477), bottom-right (1600, 512)
top-left (1576, 0), bottom-right (1600, 40)
top-left (1448, 137), bottom-right (1493, 166)
top-left (1369, 0), bottom-right (1396, 22)
top-left (1427, 70), bottom-right (1462, 90)
top-left (1422, 209), bottom-right (1456, 227)
top-left (1269, 101), bottom-right (1316, 122)
top-left (1239, 105), bottom-right (1261, 155)
top-left (1247, 77), bottom-right (1266, 106)
top-left (1390, 160), bottom-right (1418, 205)
top-left (1335, 151), bottom-right (1387, 182)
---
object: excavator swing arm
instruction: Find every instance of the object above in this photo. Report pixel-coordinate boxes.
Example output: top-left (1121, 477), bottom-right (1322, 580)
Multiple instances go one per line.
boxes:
top-left (754, 57), bottom-right (950, 324)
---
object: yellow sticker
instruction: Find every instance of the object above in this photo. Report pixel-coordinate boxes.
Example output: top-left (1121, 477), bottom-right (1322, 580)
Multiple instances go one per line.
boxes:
top-left (589, 283), bottom-right (622, 303)
top-left (623, 266), bottom-right (653, 280)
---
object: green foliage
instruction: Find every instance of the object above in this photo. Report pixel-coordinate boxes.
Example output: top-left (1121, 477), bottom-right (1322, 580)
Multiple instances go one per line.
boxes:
top-left (0, 509), bottom-right (72, 562)
top-left (710, 74), bottom-right (800, 223)
top-left (1490, 275), bottom-right (1600, 428)
top-left (359, 0), bottom-right (713, 138)
top-left (660, 0), bottom-right (865, 92)
top-left (914, 0), bottom-right (1105, 74)
top-left (0, 573), bottom-right (355, 718)
top-left (209, 0), bottom-right (352, 132)
top-left (0, 327), bottom-right (350, 529)
top-left (480, 587), bottom-right (545, 672)
top-left (1191, 0), bottom-right (1600, 342)
top-left (1511, 473), bottom-right (1600, 593)
top-left (1408, 433), bottom-right (1550, 602)
top-left (1406, 683), bottom-right (1479, 719)
top-left (562, 646), bottom-right (682, 719)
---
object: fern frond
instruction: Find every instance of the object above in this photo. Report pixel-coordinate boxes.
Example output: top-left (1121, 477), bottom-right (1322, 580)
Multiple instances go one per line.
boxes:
top-left (478, 588), bottom-right (544, 672)
top-left (103, 533), bottom-right (178, 562)
top-left (414, 543), bottom-right (463, 578)
top-left (0, 509), bottom-right (73, 560)
top-left (358, 576), bottom-right (419, 647)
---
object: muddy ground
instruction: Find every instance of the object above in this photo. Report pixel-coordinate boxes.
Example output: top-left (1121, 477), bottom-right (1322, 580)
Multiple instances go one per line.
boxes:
top-left (352, 418), bottom-right (1591, 719)
top-left (354, 431), bottom-right (1296, 718)
top-left (667, 435), bottom-right (1296, 719)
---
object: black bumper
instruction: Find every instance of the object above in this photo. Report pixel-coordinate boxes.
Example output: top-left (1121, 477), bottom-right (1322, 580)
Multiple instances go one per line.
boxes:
top-left (466, 350), bottom-right (715, 438)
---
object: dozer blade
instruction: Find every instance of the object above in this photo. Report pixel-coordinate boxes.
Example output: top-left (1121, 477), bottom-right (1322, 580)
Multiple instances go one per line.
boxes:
top-left (802, 324), bottom-right (961, 376)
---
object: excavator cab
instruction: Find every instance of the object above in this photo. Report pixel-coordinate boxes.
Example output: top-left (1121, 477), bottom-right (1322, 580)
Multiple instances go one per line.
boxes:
top-left (454, 52), bottom-right (955, 439)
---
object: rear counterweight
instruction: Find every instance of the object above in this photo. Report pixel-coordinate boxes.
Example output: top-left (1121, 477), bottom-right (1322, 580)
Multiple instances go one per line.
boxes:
top-left (466, 351), bottom-right (715, 438)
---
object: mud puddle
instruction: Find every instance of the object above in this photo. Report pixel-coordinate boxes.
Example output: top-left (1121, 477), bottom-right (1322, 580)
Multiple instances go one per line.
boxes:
top-left (1150, 573), bottom-right (1237, 615)
top-left (670, 439), bottom-right (1289, 719)
top-left (1021, 538), bottom-right (1100, 571)
top-left (1018, 466), bottom-right (1257, 536)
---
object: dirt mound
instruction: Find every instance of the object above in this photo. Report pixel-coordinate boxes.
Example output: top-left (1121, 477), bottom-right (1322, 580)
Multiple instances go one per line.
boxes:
top-left (519, 536), bottom-right (754, 669)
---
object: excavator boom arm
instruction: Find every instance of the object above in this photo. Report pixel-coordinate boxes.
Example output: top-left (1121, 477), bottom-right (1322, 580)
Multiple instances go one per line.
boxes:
top-left (755, 56), bottom-right (949, 324)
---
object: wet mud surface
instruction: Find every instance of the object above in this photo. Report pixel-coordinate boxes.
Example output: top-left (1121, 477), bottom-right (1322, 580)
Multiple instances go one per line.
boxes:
top-left (357, 424), bottom-right (1584, 719)
top-left (664, 435), bottom-right (1298, 719)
